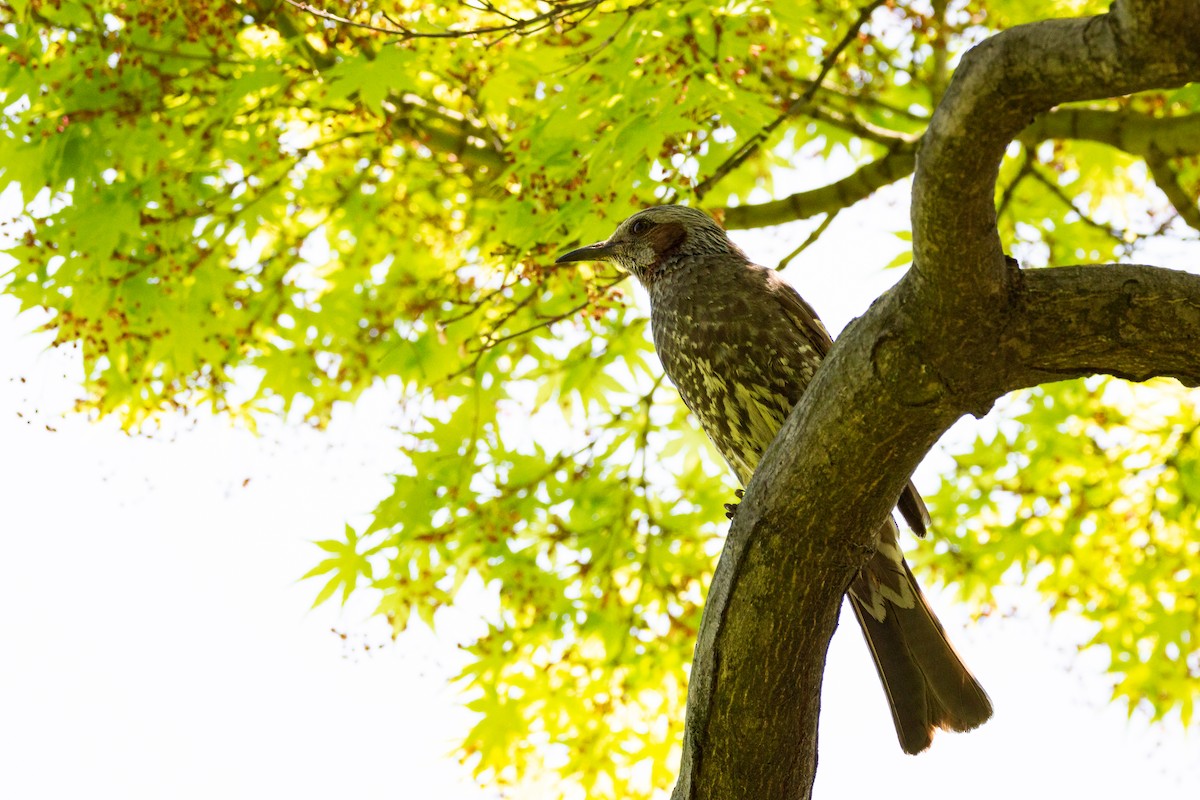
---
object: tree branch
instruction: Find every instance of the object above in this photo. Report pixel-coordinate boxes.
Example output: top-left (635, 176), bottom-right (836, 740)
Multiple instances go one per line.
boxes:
top-left (674, 2), bottom-right (1200, 797)
top-left (280, 0), bottom-right (606, 40)
top-left (1025, 108), bottom-right (1200, 232)
top-left (720, 106), bottom-right (1200, 231)
top-left (720, 145), bottom-right (916, 229)
top-left (1002, 264), bottom-right (1200, 390)
top-left (806, 105), bottom-right (921, 146)
top-left (385, 94), bottom-right (508, 173)
top-left (254, 2), bottom-right (511, 175)
top-left (913, 0), bottom-right (1200, 314)
top-left (1021, 108), bottom-right (1200, 159)
top-left (1145, 150), bottom-right (1200, 232)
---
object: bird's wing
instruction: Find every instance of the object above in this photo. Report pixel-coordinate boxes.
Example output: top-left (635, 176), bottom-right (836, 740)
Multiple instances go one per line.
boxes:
top-left (764, 268), bottom-right (834, 357)
top-left (764, 267), bottom-right (931, 538)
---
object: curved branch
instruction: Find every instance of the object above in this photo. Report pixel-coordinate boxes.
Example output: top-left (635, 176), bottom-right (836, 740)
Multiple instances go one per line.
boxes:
top-left (674, 3), bottom-right (1200, 798)
top-left (720, 145), bottom-right (916, 229)
top-left (913, 0), bottom-right (1200, 309)
top-left (720, 107), bottom-right (1200, 232)
top-left (673, 265), bottom-right (1200, 800)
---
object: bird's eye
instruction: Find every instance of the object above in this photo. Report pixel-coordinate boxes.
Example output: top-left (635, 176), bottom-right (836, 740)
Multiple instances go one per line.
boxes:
top-left (631, 219), bottom-right (652, 235)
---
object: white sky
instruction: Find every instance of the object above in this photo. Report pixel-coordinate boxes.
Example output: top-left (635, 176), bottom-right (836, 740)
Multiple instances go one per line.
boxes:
top-left (2, 178), bottom-right (1199, 798)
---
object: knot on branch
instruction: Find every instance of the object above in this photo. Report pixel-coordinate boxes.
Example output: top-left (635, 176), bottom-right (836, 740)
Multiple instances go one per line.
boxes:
top-left (1116, 277), bottom-right (1146, 344)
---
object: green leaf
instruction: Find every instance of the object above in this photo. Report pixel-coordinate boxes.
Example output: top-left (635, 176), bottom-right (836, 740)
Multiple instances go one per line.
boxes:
top-left (302, 526), bottom-right (372, 607)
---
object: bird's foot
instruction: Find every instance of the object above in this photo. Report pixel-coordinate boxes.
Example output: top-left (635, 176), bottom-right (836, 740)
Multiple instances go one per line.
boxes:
top-left (723, 489), bottom-right (746, 520)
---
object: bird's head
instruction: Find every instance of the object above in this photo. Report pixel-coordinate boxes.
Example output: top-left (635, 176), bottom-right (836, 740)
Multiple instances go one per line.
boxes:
top-left (555, 205), bottom-right (745, 285)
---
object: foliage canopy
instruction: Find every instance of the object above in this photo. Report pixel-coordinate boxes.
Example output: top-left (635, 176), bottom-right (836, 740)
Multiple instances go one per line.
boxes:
top-left (2, 0), bottom-right (1198, 795)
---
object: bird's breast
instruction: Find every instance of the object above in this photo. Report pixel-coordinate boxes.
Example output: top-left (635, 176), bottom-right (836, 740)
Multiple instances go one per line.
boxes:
top-left (651, 297), bottom-right (817, 485)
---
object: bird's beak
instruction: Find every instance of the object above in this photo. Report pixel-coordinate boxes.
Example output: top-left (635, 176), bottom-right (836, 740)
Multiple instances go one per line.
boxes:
top-left (555, 240), bottom-right (617, 264)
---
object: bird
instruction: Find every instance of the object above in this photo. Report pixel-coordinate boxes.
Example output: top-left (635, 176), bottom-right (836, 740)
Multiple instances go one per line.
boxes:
top-left (555, 204), bottom-right (992, 754)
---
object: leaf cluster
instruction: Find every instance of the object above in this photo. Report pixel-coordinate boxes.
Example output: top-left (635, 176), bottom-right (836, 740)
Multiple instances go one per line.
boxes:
top-left (922, 378), bottom-right (1200, 726)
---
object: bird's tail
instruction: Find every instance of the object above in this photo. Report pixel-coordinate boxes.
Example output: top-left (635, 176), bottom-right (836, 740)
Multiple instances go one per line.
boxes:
top-left (848, 529), bottom-right (993, 754)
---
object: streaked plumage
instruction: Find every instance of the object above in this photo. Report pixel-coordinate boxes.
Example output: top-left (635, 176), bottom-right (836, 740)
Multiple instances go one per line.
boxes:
top-left (556, 205), bottom-right (992, 754)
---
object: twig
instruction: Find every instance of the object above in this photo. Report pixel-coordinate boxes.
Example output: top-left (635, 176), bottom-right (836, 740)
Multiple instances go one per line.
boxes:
top-left (776, 211), bottom-right (840, 271)
top-left (996, 149), bottom-right (1035, 219)
top-left (1027, 164), bottom-right (1128, 243)
top-left (694, 0), bottom-right (887, 200)
top-left (282, 0), bottom-right (603, 40)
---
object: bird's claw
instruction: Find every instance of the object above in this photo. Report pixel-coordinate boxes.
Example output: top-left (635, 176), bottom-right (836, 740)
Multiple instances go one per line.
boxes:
top-left (724, 491), bottom-right (745, 520)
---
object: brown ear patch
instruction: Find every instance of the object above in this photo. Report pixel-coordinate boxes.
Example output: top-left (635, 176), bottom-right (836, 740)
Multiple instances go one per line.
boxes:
top-left (647, 221), bottom-right (686, 261)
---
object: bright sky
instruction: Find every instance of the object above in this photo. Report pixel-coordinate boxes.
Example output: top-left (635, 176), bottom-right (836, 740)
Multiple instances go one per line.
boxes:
top-left (2, 179), bottom-right (1198, 798)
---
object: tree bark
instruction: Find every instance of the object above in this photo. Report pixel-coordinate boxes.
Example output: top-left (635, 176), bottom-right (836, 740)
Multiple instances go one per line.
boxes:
top-left (673, 2), bottom-right (1200, 798)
